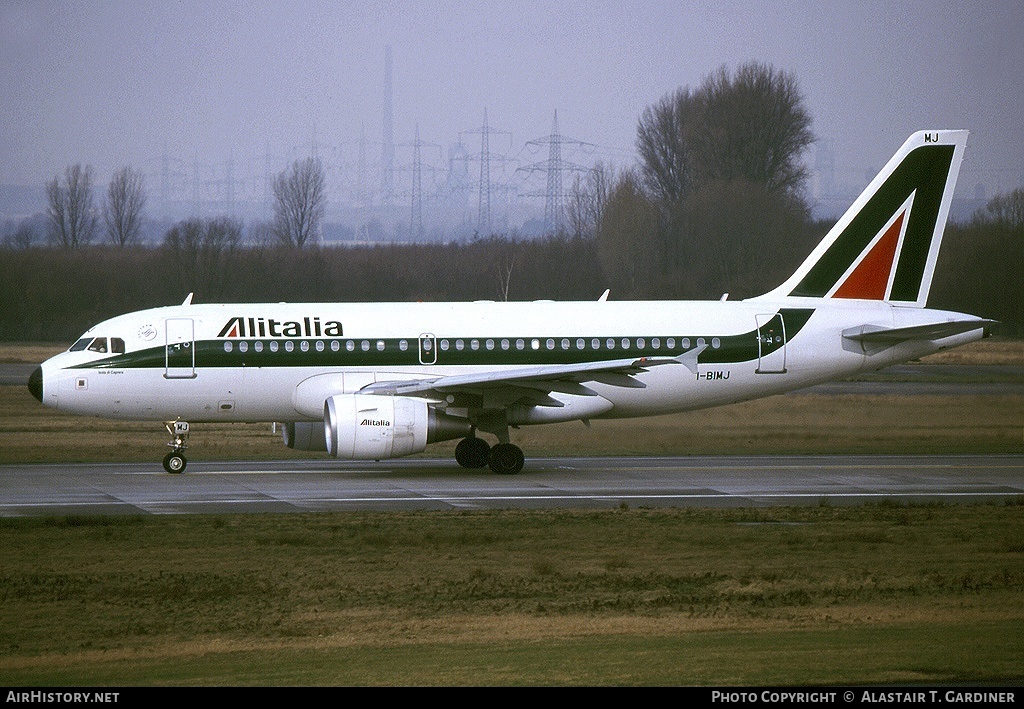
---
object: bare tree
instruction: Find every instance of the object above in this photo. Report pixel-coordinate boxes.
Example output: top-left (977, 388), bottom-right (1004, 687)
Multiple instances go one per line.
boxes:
top-left (494, 243), bottom-right (517, 301)
top-left (633, 62), bottom-right (816, 294)
top-left (973, 187), bottom-right (1024, 229)
top-left (3, 222), bottom-right (36, 250)
top-left (46, 164), bottom-right (98, 248)
top-left (104, 166), bottom-right (146, 247)
top-left (596, 170), bottom-right (662, 297)
top-left (676, 178), bottom-right (813, 297)
top-left (637, 62), bottom-right (814, 206)
top-left (637, 86), bottom-right (699, 208)
top-left (932, 187), bottom-right (1024, 337)
top-left (566, 162), bottom-right (616, 239)
top-left (692, 62), bottom-right (815, 194)
top-left (163, 216), bottom-right (243, 298)
top-left (272, 157), bottom-right (326, 248)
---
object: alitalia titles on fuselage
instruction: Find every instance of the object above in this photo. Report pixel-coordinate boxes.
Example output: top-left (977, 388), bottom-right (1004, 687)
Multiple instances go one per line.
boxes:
top-left (218, 316), bottom-right (344, 339)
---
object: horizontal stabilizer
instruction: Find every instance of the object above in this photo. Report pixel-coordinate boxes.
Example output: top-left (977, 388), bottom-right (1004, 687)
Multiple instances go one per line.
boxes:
top-left (843, 319), bottom-right (996, 344)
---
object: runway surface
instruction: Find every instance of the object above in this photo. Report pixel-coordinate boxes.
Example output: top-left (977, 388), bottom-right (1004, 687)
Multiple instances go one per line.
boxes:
top-left (2, 454), bottom-right (1022, 516)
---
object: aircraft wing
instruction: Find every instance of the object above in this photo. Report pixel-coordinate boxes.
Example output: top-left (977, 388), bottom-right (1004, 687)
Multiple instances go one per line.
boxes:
top-left (361, 355), bottom-right (684, 407)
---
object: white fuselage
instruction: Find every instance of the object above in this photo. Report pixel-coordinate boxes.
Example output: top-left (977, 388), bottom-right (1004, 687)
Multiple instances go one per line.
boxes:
top-left (35, 297), bottom-right (985, 425)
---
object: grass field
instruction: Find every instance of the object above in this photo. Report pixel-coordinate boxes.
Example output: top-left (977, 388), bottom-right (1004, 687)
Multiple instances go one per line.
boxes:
top-left (1, 504), bottom-right (1022, 685)
top-left (2, 383), bottom-right (1023, 465)
top-left (1, 339), bottom-right (1022, 685)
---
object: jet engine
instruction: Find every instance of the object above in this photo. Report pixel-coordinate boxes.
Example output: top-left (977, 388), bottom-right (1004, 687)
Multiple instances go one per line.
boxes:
top-left (324, 394), bottom-right (471, 460)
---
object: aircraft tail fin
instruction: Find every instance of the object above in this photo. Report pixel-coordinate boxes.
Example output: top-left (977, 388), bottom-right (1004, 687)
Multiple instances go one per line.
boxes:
top-left (757, 130), bottom-right (968, 307)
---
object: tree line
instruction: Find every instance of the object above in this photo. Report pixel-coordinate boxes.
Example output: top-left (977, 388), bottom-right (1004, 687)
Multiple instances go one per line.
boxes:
top-left (930, 189), bottom-right (1024, 337)
top-left (0, 236), bottom-right (603, 341)
top-left (2, 62), bottom-right (1020, 340)
top-left (9, 155), bottom-right (328, 251)
top-left (1, 212), bottom-right (1018, 342)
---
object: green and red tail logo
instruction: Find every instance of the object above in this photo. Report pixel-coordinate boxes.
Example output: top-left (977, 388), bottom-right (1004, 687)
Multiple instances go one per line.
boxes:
top-left (770, 131), bottom-right (967, 307)
top-left (829, 194), bottom-right (912, 300)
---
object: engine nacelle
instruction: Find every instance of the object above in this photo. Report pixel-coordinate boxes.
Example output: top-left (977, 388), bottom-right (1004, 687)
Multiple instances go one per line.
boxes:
top-left (324, 394), bottom-right (471, 460)
top-left (281, 421), bottom-right (328, 451)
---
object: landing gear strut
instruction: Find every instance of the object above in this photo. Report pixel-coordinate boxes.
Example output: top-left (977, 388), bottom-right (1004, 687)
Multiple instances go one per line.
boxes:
top-left (463, 415), bottom-right (527, 475)
top-left (163, 420), bottom-right (189, 474)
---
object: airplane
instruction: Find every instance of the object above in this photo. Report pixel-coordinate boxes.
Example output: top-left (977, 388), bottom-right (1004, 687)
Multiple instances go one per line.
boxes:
top-left (28, 130), bottom-right (994, 475)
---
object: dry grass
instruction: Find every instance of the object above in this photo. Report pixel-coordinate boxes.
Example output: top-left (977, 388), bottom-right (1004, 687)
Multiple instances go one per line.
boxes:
top-left (921, 338), bottom-right (1024, 365)
top-left (0, 342), bottom-right (69, 364)
top-left (511, 393), bottom-right (1024, 456)
top-left (1, 505), bottom-right (1022, 684)
top-left (2, 385), bottom-right (1023, 464)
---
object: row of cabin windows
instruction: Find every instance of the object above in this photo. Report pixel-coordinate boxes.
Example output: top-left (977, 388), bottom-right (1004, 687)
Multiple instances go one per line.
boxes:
top-left (221, 336), bottom-right (723, 355)
top-left (223, 339), bottom-right (385, 354)
top-left (437, 336), bottom-right (721, 352)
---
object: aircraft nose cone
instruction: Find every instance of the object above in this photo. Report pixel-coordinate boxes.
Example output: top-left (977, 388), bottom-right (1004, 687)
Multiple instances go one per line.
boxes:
top-left (28, 366), bottom-right (43, 403)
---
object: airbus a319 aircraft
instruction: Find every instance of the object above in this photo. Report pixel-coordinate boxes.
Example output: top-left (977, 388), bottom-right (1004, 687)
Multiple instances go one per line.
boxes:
top-left (29, 130), bottom-right (992, 474)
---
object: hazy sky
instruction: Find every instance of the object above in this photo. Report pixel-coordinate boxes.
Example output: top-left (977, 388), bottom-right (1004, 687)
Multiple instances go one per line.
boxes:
top-left (2, 0), bottom-right (1022, 200)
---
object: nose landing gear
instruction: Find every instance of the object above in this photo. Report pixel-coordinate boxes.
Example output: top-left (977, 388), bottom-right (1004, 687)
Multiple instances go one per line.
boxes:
top-left (163, 420), bottom-right (190, 474)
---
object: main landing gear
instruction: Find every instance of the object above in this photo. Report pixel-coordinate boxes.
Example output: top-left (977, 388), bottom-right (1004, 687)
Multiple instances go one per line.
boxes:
top-left (454, 434), bottom-right (525, 475)
top-left (162, 420), bottom-right (190, 474)
top-left (157, 421), bottom-right (526, 475)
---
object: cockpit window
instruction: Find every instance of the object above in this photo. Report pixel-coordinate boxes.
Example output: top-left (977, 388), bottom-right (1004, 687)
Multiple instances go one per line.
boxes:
top-left (111, 338), bottom-right (125, 354)
top-left (87, 338), bottom-right (108, 353)
top-left (69, 338), bottom-right (91, 352)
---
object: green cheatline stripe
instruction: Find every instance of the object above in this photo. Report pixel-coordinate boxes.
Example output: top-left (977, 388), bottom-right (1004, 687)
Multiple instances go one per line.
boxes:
top-left (73, 309), bottom-right (814, 371)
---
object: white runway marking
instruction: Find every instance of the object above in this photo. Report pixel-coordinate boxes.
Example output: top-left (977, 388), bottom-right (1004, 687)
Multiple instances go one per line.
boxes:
top-left (2, 455), bottom-right (1022, 515)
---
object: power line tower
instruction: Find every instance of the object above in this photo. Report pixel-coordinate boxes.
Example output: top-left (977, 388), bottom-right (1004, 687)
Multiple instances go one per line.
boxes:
top-left (462, 108), bottom-right (513, 235)
top-left (400, 125), bottom-right (440, 241)
top-left (518, 110), bottom-right (592, 234)
top-left (262, 141), bottom-right (274, 220)
top-left (412, 128), bottom-right (422, 240)
top-left (225, 152), bottom-right (235, 215)
top-left (381, 45), bottom-right (395, 202)
top-left (479, 109), bottom-right (490, 233)
top-left (357, 124), bottom-right (369, 237)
